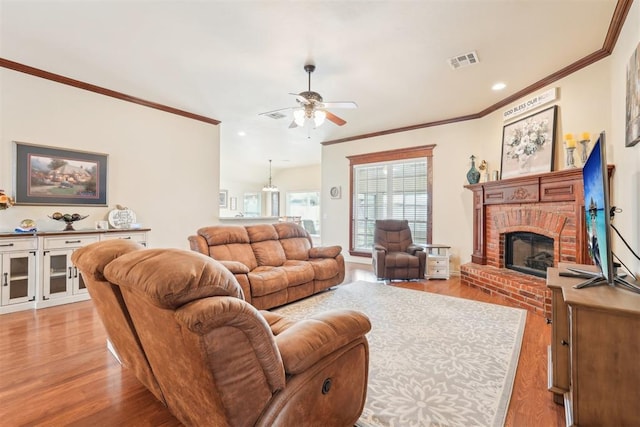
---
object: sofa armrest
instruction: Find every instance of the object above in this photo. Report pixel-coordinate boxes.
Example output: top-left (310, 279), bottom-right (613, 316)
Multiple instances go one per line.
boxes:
top-left (188, 234), bottom-right (208, 254)
top-left (274, 309), bottom-right (371, 375)
top-left (219, 260), bottom-right (250, 275)
top-left (175, 297), bottom-right (286, 391)
top-left (373, 244), bottom-right (387, 253)
top-left (406, 244), bottom-right (424, 256)
top-left (309, 245), bottom-right (342, 259)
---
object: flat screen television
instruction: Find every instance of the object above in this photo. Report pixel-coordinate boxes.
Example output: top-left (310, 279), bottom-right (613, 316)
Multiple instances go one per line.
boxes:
top-left (568, 131), bottom-right (640, 292)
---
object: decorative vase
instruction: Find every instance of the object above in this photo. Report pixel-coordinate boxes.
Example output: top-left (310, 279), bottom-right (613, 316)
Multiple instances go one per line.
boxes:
top-left (466, 155), bottom-right (481, 184)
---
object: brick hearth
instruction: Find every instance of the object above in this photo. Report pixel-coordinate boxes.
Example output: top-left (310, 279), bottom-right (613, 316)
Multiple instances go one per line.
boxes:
top-left (461, 263), bottom-right (550, 317)
top-left (460, 168), bottom-right (609, 317)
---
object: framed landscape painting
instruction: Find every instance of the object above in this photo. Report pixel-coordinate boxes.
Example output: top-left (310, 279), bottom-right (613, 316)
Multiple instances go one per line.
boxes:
top-left (626, 42), bottom-right (640, 147)
top-left (14, 142), bottom-right (108, 206)
top-left (500, 105), bottom-right (557, 179)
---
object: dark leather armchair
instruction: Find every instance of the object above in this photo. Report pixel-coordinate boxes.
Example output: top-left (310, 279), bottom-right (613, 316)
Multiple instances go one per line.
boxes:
top-left (372, 219), bottom-right (426, 280)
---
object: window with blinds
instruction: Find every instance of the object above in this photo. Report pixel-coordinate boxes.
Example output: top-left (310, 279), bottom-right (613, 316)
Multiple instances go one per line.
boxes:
top-left (351, 158), bottom-right (429, 254)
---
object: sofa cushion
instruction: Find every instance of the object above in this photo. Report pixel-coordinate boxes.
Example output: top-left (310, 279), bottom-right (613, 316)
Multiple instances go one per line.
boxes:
top-left (274, 222), bottom-right (309, 240)
top-left (275, 223), bottom-right (312, 260)
top-left (307, 258), bottom-right (340, 281)
top-left (198, 225), bottom-right (250, 245)
top-left (279, 237), bottom-right (311, 261)
top-left (281, 261), bottom-right (315, 287)
top-left (103, 249), bottom-right (244, 309)
top-left (210, 244), bottom-right (258, 271)
top-left (246, 224), bottom-right (287, 266)
top-left (248, 266), bottom-right (288, 297)
top-left (198, 225), bottom-right (258, 270)
top-left (374, 220), bottom-right (413, 253)
top-left (252, 240), bottom-right (287, 266)
top-left (246, 224), bottom-right (279, 242)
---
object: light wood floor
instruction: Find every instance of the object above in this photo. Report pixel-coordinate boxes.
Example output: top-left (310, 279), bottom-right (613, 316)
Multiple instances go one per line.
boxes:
top-left (0, 263), bottom-right (565, 426)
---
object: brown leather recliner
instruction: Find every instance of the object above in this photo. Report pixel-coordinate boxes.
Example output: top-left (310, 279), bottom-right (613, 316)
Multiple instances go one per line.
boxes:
top-left (70, 239), bottom-right (165, 404)
top-left (73, 239), bottom-right (371, 427)
top-left (372, 219), bottom-right (426, 280)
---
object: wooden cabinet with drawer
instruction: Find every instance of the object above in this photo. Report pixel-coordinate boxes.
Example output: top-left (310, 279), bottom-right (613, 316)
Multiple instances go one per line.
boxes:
top-left (0, 228), bottom-right (150, 313)
top-left (0, 236), bottom-right (37, 314)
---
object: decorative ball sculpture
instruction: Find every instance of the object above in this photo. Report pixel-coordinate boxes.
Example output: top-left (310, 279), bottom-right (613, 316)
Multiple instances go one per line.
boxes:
top-left (49, 212), bottom-right (88, 231)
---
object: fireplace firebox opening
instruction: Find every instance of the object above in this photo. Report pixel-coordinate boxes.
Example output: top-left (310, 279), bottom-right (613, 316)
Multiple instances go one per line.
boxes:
top-left (505, 232), bottom-right (554, 278)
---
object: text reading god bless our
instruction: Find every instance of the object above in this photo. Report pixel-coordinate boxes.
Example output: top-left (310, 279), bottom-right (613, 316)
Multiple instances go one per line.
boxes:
top-left (503, 88), bottom-right (557, 121)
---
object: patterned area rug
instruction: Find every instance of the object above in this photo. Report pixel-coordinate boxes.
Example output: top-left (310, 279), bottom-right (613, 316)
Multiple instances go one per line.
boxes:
top-left (275, 281), bottom-right (526, 427)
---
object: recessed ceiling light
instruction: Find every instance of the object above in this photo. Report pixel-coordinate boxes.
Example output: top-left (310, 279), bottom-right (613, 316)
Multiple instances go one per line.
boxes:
top-left (492, 82), bottom-right (506, 91)
top-left (237, 131), bottom-right (246, 136)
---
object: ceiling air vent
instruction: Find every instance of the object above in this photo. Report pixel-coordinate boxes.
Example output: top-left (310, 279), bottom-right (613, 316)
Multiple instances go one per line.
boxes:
top-left (448, 51), bottom-right (480, 70)
top-left (265, 111), bottom-right (287, 120)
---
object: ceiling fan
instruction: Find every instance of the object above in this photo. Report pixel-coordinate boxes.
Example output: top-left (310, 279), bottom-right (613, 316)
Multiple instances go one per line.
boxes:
top-left (259, 64), bottom-right (357, 128)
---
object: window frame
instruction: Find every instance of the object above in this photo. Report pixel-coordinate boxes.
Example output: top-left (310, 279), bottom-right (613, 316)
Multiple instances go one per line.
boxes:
top-left (347, 145), bottom-right (435, 257)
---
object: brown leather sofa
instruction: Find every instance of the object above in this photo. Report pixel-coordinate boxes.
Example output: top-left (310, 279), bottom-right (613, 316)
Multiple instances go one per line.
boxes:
top-left (72, 239), bottom-right (371, 427)
top-left (188, 222), bottom-right (345, 310)
top-left (372, 219), bottom-right (426, 280)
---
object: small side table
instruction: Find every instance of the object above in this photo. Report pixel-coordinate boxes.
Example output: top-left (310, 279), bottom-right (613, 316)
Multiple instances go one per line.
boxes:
top-left (424, 244), bottom-right (451, 279)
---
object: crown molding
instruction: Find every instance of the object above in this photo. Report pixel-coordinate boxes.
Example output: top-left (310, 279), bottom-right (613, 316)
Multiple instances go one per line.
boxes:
top-left (0, 58), bottom-right (221, 126)
top-left (322, 0), bottom-right (633, 146)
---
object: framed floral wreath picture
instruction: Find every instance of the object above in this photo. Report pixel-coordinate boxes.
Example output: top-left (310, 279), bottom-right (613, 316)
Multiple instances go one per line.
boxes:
top-left (500, 105), bottom-right (557, 179)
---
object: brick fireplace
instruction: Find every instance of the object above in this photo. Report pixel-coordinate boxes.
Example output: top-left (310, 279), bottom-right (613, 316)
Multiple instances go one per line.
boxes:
top-left (460, 167), bottom-right (611, 317)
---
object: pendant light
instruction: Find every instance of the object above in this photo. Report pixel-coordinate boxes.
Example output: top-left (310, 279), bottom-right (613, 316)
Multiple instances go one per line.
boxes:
top-left (262, 159), bottom-right (278, 192)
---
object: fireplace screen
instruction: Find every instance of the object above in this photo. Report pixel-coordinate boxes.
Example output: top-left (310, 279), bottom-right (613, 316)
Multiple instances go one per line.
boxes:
top-left (505, 232), bottom-right (554, 278)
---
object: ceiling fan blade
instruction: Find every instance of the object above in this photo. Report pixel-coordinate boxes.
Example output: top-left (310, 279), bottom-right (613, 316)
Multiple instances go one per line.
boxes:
top-left (288, 93), bottom-right (310, 104)
top-left (258, 106), bottom-right (294, 116)
top-left (322, 101), bottom-right (358, 109)
top-left (325, 111), bottom-right (347, 126)
top-left (288, 120), bottom-right (298, 129)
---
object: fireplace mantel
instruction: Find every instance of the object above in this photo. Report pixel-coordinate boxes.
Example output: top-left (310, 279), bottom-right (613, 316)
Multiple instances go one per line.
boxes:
top-left (464, 166), bottom-right (614, 265)
top-left (461, 166), bottom-right (613, 317)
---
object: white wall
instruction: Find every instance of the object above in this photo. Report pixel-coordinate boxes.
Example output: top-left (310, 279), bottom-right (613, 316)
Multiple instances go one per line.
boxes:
top-left (322, 9), bottom-right (640, 276)
top-left (609, 0), bottom-right (640, 273)
top-left (1, 69), bottom-right (220, 249)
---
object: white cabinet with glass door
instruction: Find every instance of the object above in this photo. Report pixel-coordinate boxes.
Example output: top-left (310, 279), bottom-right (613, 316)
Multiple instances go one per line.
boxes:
top-left (40, 234), bottom-right (98, 308)
top-left (0, 237), bottom-right (37, 314)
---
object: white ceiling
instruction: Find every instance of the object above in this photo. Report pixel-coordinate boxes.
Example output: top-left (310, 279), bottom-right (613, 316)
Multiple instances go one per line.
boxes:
top-left (1, 0), bottom-right (619, 177)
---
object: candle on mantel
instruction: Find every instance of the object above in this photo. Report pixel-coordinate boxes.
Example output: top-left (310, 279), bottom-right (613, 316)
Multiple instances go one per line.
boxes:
top-left (580, 132), bottom-right (590, 141)
top-left (564, 133), bottom-right (574, 141)
top-left (565, 138), bottom-right (577, 148)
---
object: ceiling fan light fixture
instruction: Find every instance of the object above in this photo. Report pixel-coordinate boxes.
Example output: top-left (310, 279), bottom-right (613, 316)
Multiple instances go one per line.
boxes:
top-left (260, 63), bottom-right (356, 130)
top-left (293, 108), bottom-right (306, 126)
top-left (314, 109), bottom-right (326, 127)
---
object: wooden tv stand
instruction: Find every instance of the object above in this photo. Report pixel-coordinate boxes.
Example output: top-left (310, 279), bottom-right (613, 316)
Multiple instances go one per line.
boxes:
top-left (547, 264), bottom-right (640, 426)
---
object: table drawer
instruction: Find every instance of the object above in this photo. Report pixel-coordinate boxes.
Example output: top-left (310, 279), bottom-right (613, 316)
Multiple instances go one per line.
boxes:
top-left (44, 235), bottom-right (99, 250)
top-left (0, 238), bottom-right (37, 252)
top-left (101, 232), bottom-right (147, 244)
